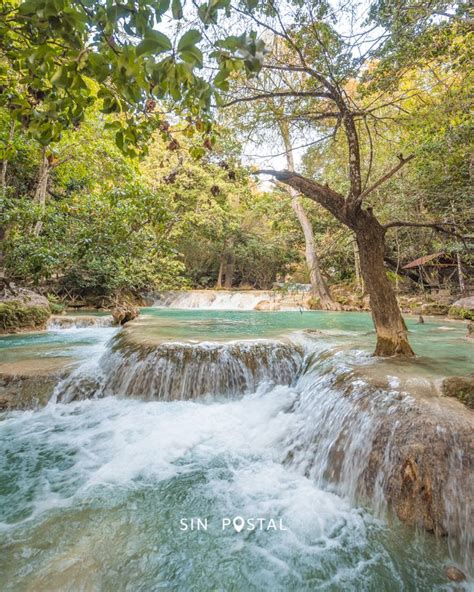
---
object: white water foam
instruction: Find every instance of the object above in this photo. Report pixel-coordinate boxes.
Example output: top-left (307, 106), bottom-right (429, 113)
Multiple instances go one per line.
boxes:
top-left (154, 290), bottom-right (275, 310)
top-left (0, 386), bottom-right (462, 591)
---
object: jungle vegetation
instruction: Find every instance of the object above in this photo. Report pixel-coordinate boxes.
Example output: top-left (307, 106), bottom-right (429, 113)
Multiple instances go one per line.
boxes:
top-left (0, 0), bottom-right (472, 354)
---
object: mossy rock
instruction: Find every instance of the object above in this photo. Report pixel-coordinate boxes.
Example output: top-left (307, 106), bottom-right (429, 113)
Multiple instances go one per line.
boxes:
top-left (0, 301), bottom-right (51, 333)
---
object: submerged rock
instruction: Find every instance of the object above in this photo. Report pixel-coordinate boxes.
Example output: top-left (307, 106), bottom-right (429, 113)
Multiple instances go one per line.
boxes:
top-left (0, 359), bottom-right (72, 410)
top-left (445, 566), bottom-right (466, 582)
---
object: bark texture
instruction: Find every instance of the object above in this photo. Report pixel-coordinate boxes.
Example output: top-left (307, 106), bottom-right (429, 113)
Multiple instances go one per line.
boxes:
top-left (352, 211), bottom-right (414, 356)
top-left (290, 193), bottom-right (339, 309)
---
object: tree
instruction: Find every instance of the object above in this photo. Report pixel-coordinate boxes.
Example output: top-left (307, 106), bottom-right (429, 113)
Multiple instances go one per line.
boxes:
top-left (277, 118), bottom-right (340, 310)
top-left (140, 127), bottom-right (299, 289)
top-left (0, 0), bottom-right (265, 152)
top-left (215, 1), bottom-right (469, 356)
top-left (2, 0), bottom-right (470, 354)
top-left (222, 57), bottom-right (339, 307)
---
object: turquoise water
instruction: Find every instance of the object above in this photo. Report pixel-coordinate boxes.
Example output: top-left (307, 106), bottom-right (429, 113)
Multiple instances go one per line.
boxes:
top-left (135, 309), bottom-right (473, 377)
top-left (0, 397), bottom-right (461, 591)
top-left (1, 310), bottom-right (472, 376)
top-left (0, 309), bottom-right (472, 590)
top-left (0, 327), bottom-right (117, 365)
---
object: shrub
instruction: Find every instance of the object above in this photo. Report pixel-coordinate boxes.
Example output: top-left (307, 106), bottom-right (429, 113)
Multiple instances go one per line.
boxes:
top-left (449, 306), bottom-right (474, 321)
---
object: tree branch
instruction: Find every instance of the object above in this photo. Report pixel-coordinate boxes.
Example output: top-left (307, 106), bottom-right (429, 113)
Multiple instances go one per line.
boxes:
top-left (358, 154), bottom-right (414, 201)
top-left (383, 220), bottom-right (467, 241)
top-left (221, 90), bottom-right (331, 108)
top-left (257, 169), bottom-right (348, 225)
top-left (383, 221), bottom-right (457, 229)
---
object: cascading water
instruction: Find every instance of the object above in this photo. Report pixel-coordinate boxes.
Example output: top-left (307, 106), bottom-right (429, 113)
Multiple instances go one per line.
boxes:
top-left (154, 289), bottom-right (275, 310)
top-left (1, 310), bottom-right (472, 590)
top-left (282, 347), bottom-right (473, 571)
top-left (46, 315), bottom-right (114, 330)
top-left (54, 332), bottom-right (303, 403)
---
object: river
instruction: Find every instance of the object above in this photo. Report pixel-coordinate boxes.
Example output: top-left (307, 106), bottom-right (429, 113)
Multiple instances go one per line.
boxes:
top-left (0, 305), bottom-right (472, 590)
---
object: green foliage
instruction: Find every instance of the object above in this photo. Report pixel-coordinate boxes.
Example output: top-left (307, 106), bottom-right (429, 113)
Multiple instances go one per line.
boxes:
top-left (386, 271), bottom-right (403, 284)
top-left (0, 0), bottom-right (265, 154)
top-left (449, 307), bottom-right (474, 321)
top-left (1, 0), bottom-right (471, 303)
top-left (47, 294), bottom-right (66, 314)
top-left (2, 106), bottom-right (299, 298)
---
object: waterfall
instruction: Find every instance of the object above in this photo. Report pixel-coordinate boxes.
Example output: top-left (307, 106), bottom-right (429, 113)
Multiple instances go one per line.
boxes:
top-left (283, 349), bottom-right (473, 570)
top-left (47, 315), bottom-right (114, 330)
top-left (54, 333), bottom-right (303, 403)
top-left (49, 330), bottom-right (473, 572)
top-left (153, 290), bottom-right (275, 310)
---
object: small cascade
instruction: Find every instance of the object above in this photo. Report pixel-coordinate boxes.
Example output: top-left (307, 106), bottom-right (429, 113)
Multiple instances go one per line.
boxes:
top-left (47, 315), bottom-right (114, 330)
top-left (54, 332), bottom-right (303, 403)
top-left (284, 350), bottom-right (474, 570)
top-left (153, 290), bottom-right (275, 310)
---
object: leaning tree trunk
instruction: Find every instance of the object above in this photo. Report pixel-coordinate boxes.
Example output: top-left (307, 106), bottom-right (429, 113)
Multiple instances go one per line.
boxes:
top-left (354, 211), bottom-right (414, 356)
top-left (290, 192), bottom-right (340, 310)
top-left (279, 119), bottom-right (339, 310)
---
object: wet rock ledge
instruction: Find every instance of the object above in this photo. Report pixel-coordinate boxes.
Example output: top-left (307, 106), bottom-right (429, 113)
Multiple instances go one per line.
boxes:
top-left (0, 359), bottom-right (72, 411)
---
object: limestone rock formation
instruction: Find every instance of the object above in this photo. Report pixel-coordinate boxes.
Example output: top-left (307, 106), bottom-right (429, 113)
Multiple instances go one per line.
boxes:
top-left (449, 296), bottom-right (474, 321)
top-left (441, 375), bottom-right (474, 409)
top-left (421, 302), bottom-right (449, 315)
top-left (0, 284), bottom-right (51, 333)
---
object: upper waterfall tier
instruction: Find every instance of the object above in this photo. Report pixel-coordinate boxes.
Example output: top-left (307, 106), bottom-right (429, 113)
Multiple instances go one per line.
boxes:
top-left (152, 289), bottom-right (309, 310)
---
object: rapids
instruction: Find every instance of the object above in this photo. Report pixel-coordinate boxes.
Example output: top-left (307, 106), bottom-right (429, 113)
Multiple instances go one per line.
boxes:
top-left (0, 308), bottom-right (473, 590)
